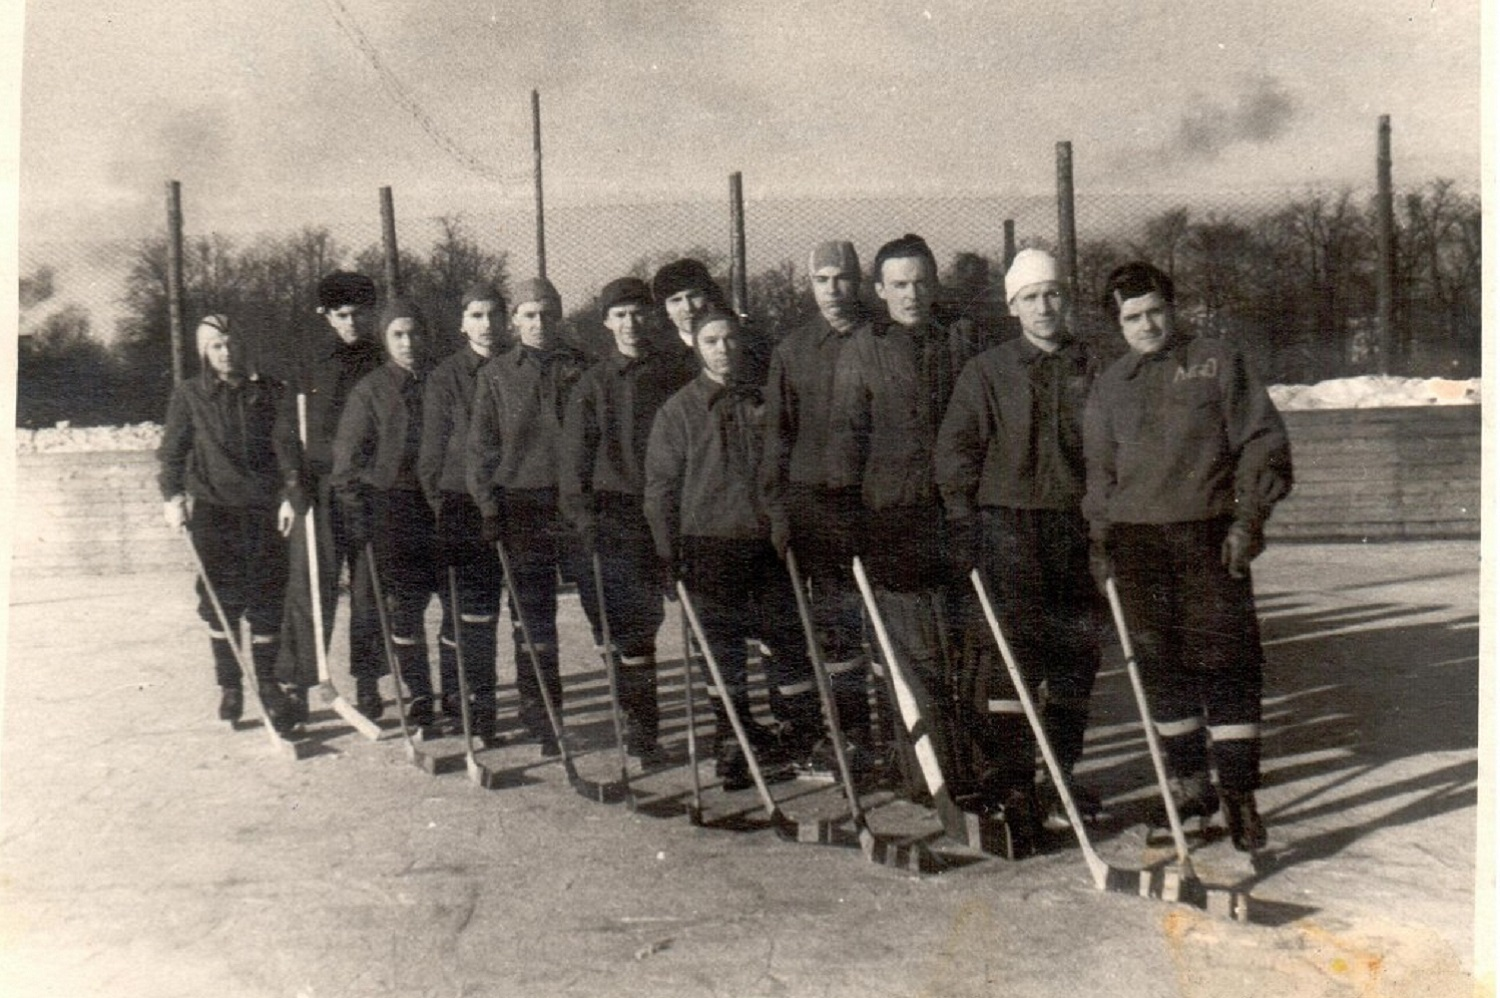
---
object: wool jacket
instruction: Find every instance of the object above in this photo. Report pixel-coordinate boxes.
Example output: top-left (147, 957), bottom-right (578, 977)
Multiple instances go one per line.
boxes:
top-left (1082, 335), bottom-right (1293, 533)
top-left (158, 371), bottom-right (292, 509)
top-left (285, 335), bottom-right (384, 479)
top-left (330, 361), bottom-right (426, 497)
top-left (466, 343), bottom-right (588, 518)
top-left (935, 335), bottom-right (1099, 518)
top-left (418, 345), bottom-right (489, 505)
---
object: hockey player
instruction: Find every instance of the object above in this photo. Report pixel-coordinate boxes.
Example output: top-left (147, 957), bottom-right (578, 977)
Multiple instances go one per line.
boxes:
top-left (1083, 261), bottom-right (1292, 852)
top-left (275, 271), bottom-right (385, 721)
top-left (762, 240), bottom-right (876, 776)
top-left (160, 314), bottom-right (295, 728)
top-left (644, 308), bottom-right (822, 791)
top-left (561, 277), bottom-right (693, 766)
top-left (418, 285), bottom-right (507, 743)
top-left (936, 249), bottom-right (1102, 852)
top-left (466, 277), bottom-right (588, 756)
top-left (825, 233), bottom-right (986, 804)
top-left (651, 256), bottom-right (771, 387)
top-left (331, 298), bottom-right (440, 728)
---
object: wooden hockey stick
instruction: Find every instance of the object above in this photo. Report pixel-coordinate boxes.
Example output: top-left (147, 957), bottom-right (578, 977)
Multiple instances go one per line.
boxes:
top-left (494, 539), bottom-right (629, 804)
top-left (677, 604), bottom-right (705, 825)
top-left (787, 549), bottom-right (936, 870)
top-left (1105, 577), bottom-right (1252, 922)
top-left (590, 553), bottom-right (636, 810)
top-left (851, 557), bottom-right (1012, 857)
top-left (677, 581), bottom-right (799, 842)
top-left (297, 394), bottom-right (383, 741)
top-left (182, 531), bottom-right (309, 760)
top-left (446, 568), bottom-right (508, 789)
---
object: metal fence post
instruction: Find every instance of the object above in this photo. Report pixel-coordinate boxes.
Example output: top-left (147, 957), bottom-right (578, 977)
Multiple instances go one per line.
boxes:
top-left (1375, 115), bottom-right (1396, 375)
top-left (533, 89), bottom-right (547, 281)
top-left (165, 180), bottom-right (187, 384)
top-left (729, 171), bottom-right (748, 315)
top-left (379, 186), bottom-right (401, 297)
top-left (1055, 142), bottom-right (1079, 303)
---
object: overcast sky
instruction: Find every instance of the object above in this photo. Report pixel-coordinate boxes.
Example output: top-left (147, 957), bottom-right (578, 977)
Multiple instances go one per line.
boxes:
top-left (19, 0), bottom-right (1482, 254)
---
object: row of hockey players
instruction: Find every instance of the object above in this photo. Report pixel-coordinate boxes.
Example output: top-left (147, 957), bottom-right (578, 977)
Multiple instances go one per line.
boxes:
top-left (159, 234), bottom-right (1291, 856)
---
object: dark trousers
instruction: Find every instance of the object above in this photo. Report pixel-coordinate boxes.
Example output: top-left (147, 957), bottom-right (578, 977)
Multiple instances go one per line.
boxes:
top-left (681, 535), bottom-right (818, 734)
top-left (1110, 517), bottom-right (1265, 792)
top-left (962, 507), bottom-right (1101, 790)
top-left (435, 492), bottom-right (501, 702)
top-left (191, 501), bottom-right (287, 688)
top-left (576, 496), bottom-right (664, 659)
top-left (276, 475), bottom-right (380, 687)
top-left (363, 489), bottom-right (439, 698)
top-left (499, 489), bottom-right (571, 736)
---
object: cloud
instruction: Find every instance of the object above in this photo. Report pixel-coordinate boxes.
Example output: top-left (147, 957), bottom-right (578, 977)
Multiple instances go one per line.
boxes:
top-left (106, 105), bottom-right (233, 191)
top-left (1170, 74), bottom-right (1298, 161)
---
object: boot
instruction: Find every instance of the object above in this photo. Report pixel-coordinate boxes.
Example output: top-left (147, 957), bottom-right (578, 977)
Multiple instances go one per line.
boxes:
top-left (355, 676), bottom-right (384, 721)
top-left (619, 660), bottom-right (664, 765)
top-left (1152, 771), bottom-right (1221, 828)
top-left (405, 694), bottom-right (436, 731)
top-left (218, 685), bottom-right (243, 724)
top-left (831, 667), bottom-right (872, 751)
top-left (1222, 790), bottom-right (1267, 852)
top-left (775, 690), bottom-right (823, 772)
top-left (258, 681), bottom-right (295, 736)
top-left (280, 686), bottom-right (310, 728)
top-left (1040, 767), bottom-right (1103, 832)
top-left (470, 686), bottom-right (501, 746)
top-left (994, 784), bottom-right (1040, 861)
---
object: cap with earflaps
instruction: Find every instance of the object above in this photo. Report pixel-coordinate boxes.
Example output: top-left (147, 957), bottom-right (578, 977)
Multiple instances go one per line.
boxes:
top-left (598, 277), bottom-right (653, 318)
top-left (511, 277), bottom-right (561, 311)
top-left (1003, 249), bottom-right (1063, 303)
top-left (808, 241), bottom-right (860, 278)
top-left (459, 282), bottom-right (506, 311)
top-left (651, 258), bottom-right (718, 304)
top-left (317, 271), bottom-right (377, 311)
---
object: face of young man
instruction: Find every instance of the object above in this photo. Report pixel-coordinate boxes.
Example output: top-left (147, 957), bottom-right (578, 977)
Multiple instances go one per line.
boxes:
top-left (1117, 290), bottom-right (1174, 355)
top-left (604, 302), bottom-right (649, 359)
top-left (664, 288), bottom-right (710, 346)
top-left (384, 317), bottom-right (420, 371)
top-left (199, 328), bottom-right (238, 379)
top-left (461, 299), bottom-right (504, 356)
top-left (695, 319), bottom-right (740, 383)
top-left (875, 255), bottom-right (935, 328)
top-left (513, 299), bottom-right (560, 351)
top-left (323, 303), bottom-right (374, 345)
top-left (1012, 280), bottom-right (1068, 351)
top-left (811, 266), bottom-right (861, 327)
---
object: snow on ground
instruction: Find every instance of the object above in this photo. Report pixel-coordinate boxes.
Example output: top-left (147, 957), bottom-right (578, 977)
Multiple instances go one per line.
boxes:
top-left (12, 376), bottom-right (1482, 454)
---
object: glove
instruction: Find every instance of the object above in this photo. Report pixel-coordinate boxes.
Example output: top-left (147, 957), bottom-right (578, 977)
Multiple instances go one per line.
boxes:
top-left (480, 514), bottom-right (504, 545)
top-left (341, 494), bottom-right (372, 552)
top-left (769, 516), bottom-right (791, 560)
top-left (163, 495), bottom-right (189, 531)
top-left (277, 499), bottom-right (297, 538)
top-left (284, 482), bottom-right (311, 517)
top-left (575, 516), bottom-right (597, 554)
top-left (1088, 537), bottom-right (1113, 595)
top-left (945, 516), bottom-right (978, 579)
top-left (658, 556), bottom-right (680, 601)
top-left (1221, 520), bottom-right (1264, 580)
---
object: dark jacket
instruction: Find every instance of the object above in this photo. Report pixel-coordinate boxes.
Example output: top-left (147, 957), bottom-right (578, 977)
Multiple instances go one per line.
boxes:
top-left (418, 345), bottom-right (489, 505)
top-left (465, 344), bottom-right (588, 518)
top-left (1082, 336), bottom-right (1293, 532)
top-left (935, 335), bottom-right (1099, 518)
top-left (559, 346), bottom-right (693, 532)
top-left (330, 362), bottom-right (427, 497)
top-left (285, 335), bottom-right (384, 479)
top-left (158, 371), bottom-right (293, 509)
top-left (825, 317), bottom-right (986, 511)
top-left (644, 374), bottom-right (769, 560)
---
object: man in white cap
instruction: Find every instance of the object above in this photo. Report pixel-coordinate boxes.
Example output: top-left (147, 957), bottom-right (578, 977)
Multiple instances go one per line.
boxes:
top-left (762, 240), bottom-right (877, 776)
top-left (935, 248), bottom-right (1103, 856)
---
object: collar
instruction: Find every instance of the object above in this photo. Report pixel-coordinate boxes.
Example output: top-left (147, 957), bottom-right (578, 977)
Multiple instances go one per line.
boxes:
top-left (607, 346), bottom-right (655, 375)
top-left (1017, 335), bottom-right (1078, 366)
top-left (1121, 336), bottom-right (1187, 379)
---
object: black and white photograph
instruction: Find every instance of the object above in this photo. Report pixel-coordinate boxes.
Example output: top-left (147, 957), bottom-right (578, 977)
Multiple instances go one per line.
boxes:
top-left (3, 1), bottom-right (1490, 995)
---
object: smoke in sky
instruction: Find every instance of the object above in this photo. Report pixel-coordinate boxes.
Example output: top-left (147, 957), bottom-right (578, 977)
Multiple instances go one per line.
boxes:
top-left (1169, 74), bottom-right (1298, 161)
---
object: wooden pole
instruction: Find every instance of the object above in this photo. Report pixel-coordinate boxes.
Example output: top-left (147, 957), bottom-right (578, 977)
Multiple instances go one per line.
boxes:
top-left (729, 171), bottom-right (748, 315)
top-left (379, 186), bottom-right (401, 297)
top-left (165, 180), bottom-right (187, 384)
top-left (1002, 219), bottom-right (1017, 271)
top-left (1055, 142), bottom-right (1079, 303)
top-left (1374, 115), bottom-right (1396, 375)
top-left (532, 89), bottom-right (547, 280)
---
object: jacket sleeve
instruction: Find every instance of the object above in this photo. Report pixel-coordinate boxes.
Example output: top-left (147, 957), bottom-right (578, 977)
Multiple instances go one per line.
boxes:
top-left (417, 369), bottom-right (452, 512)
top-left (156, 385), bottom-right (193, 500)
top-left (934, 359), bottom-right (989, 520)
top-left (824, 337), bottom-right (871, 494)
top-left (1222, 348), bottom-right (1293, 527)
top-left (1080, 377), bottom-right (1116, 540)
top-left (272, 388), bottom-right (308, 506)
top-left (558, 375), bottom-right (599, 533)
top-left (465, 371), bottom-right (503, 518)
top-left (329, 381), bottom-right (376, 505)
top-left (643, 400), bottom-right (685, 562)
top-left (759, 346), bottom-right (794, 528)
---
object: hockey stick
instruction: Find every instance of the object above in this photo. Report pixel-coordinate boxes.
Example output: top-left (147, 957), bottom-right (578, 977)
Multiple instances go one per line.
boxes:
top-left (787, 549), bottom-right (936, 870)
top-left (678, 603), bottom-right (705, 825)
top-left (365, 542), bottom-right (444, 773)
top-left (494, 538), bottom-right (629, 804)
top-left (971, 569), bottom-right (1244, 915)
top-left (851, 557), bottom-right (1012, 857)
top-left (590, 553), bottom-right (636, 810)
top-left (181, 531), bottom-right (308, 760)
top-left (297, 394), bottom-right (384, 741)
top-left (1105, 577), bottom-right (1252, 922)
top-left (677, 581), bottom-right (799, 842)
top-left (446, 567), bottom-right (508, 789)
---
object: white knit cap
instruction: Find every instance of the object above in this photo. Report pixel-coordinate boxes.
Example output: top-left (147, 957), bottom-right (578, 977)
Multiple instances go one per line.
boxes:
top-left (1004, 249), bottom-right (1063, 303)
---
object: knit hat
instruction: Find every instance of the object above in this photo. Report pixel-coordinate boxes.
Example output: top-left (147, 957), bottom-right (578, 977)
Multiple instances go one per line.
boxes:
top-left (598, 277), bottom-right (652, 318)
top-left (1003, 249), bottom-right (1063, 303)
top-left (511, 276), bottom-right (560, 311)
top-left (690, 306), bottom-right (740, 340)
top-left (651, 258), bottom-right (716, 304)
top-left (378, 297), bottom-right (425, 335)
top-left (808, 241), bottom-right (860, 278)
top-left (317, 271), bottom-right (377, 311)
top-left (459, 282), bottom-right (505, 311)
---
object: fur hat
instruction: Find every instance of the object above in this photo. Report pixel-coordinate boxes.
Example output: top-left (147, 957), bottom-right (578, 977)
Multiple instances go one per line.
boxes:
top-left (317, 271), bottom-right (377, 311)
top-left (598, 277), bottom-right (652, 318)
top-left (651, 258), bottom-right (717, 304)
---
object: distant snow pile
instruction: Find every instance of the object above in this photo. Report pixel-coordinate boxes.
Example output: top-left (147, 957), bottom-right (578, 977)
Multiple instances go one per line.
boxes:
top-left (17, 422), bottom-right (164, 455)
top-left (1268, 376), bottom-right (1481, 410)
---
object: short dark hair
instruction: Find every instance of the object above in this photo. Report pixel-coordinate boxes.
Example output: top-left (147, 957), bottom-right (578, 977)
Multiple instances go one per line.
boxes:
top-left (690, 306), bottom-right (740, 341)
top-left (872, 233), bottom-right (937, 286)
top-left (1102, 262), bottom-right (1175, 320)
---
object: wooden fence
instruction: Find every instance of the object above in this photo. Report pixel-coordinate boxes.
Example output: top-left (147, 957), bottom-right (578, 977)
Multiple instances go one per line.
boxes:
top-left (7, 407), bottom-right (1482, 578)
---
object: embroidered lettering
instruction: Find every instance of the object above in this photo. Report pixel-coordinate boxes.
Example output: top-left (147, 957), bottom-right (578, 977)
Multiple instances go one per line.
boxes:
top-left (1173, 357), bottom-right (1218, 382)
